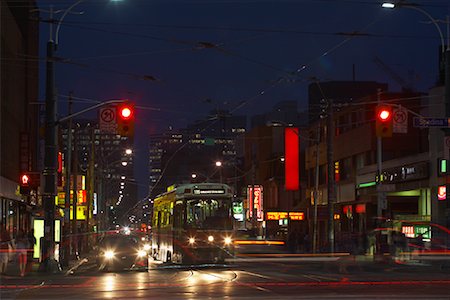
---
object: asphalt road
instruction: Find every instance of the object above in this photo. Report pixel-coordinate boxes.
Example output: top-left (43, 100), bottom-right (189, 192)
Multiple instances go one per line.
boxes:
top-left (1, 258), bottom-right (449, 299)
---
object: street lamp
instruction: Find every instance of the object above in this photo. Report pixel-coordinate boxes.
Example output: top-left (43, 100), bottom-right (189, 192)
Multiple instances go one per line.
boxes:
top-left (125, 149), bottom-right (133, 155)
top-left (40, 0), bottom-right (124, 272)
top-left (382, 0), bottom-right (450, 250)
top-left (381, 2), bottom-right (445, 54)
top-left (215, 161), bottom-right (223, 183)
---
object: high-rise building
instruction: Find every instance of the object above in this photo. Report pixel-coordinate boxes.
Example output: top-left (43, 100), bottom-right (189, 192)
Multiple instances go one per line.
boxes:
top-left (148, 110), bottom-right (246, 199)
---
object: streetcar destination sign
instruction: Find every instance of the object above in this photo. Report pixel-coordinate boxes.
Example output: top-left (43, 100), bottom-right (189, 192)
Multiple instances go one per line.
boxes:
top-left (193, 189), bottom-right (225, 194)
top-left (413, 117), bottom-right (450, 128)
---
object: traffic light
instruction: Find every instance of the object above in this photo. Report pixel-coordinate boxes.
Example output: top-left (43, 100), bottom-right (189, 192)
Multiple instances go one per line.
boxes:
top-left (375, 105), bottom-right (393, 138)
top-left (20, 173), bottom-right (31, 195)
top-left (116, 103), bottom-right (135, 137)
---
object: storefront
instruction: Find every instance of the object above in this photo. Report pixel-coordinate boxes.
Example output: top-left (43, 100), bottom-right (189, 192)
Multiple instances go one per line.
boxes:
top-left (0, 176), bottom-right (32, 236)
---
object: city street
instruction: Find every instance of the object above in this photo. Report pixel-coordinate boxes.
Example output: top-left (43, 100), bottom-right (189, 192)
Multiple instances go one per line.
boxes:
top-left (1, 257), bottom-right (449, 299)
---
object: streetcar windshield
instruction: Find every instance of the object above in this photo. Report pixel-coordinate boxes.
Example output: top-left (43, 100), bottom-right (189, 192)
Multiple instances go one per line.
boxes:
top-left (186, 198), bottom-right (232, 230)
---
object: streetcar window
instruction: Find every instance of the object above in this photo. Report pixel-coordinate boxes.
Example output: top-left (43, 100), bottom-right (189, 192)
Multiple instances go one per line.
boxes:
top-left (186, 199), bottom-right (232, 230)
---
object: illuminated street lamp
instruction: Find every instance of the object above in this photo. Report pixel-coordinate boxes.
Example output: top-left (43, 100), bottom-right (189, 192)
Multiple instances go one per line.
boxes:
top-left (121, 161), bottom-right (128, 166)
top-left (215, 161), bottom-right (222, 167)
top-left (125, 149), bottom-right (132, 155)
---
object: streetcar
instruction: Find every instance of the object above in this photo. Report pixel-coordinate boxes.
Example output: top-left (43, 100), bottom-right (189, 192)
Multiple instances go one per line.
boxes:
top-left (151, 183), bottom-right (235, 264)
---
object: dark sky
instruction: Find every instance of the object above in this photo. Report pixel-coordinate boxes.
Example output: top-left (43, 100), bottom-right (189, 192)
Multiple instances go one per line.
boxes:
top-left (36, 0), bottom-right (449, 199)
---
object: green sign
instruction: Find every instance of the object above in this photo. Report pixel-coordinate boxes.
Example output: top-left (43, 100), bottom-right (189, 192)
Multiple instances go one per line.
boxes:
top-left (233, 202), bottom-right (243, 214)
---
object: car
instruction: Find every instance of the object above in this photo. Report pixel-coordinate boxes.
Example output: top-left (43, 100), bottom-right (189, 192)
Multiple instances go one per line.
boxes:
top-left (96, 234), bottom-right (148, 271)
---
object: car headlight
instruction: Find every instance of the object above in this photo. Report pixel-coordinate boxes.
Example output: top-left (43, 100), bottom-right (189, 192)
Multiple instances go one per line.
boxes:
top-left (143, 244), bottom-right (151, 251)
top-left (208, 235), bottom-right (214, 242)
top-left (189, 237), bottom-right (195, 244)
top-left (104, 250), bottom-right (115, 260)
top-left (137, 250), bottom-right (147, 258)
top-left (224, 237), bottom-right (232, 245)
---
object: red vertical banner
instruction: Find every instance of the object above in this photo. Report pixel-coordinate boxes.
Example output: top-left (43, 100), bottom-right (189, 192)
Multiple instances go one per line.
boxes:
top-left (247, 186), bottom-right (253, 220)
top-left (285, 127), bottom-right (299, 190)
top-left (253, 185), bottom-right (263, 221)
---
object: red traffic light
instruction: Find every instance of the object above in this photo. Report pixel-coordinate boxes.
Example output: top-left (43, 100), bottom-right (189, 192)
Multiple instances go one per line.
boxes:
top-left (119, 105), bottom-right (133, 120)
top-left (378, 109), bottom-right (391, 121)
top-left (20, 174), bottom-right (30, 186)
top-left (116, 103), bottom-right (135, 137)
top-left (375, 105), bottom-right (393, 138)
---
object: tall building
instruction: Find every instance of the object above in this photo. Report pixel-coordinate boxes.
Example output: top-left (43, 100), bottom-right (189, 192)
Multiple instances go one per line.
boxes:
top-left (60, 119), bottom-right (136, 229)
top-left (0, 0), bottom-right (39, 234)
top-left (148, 110), bottom-right (246, 199)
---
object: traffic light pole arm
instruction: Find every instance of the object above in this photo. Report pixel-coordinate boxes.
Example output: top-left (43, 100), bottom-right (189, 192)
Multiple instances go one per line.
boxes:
top-left (58, 99), bottom-right (126, 123)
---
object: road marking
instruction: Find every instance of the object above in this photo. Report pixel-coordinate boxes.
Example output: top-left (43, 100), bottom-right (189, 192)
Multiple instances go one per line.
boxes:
top-left (238, 270), bottom-right (277, 280)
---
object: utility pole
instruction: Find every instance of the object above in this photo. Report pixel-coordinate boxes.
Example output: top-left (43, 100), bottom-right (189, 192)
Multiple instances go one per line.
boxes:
top-left (376, 89), bottom-right (385, 221)
top-left (312, 121), bottom-right (321, 253)
top-left (86, 126), bottom-right (95, 250)
top-left (39, 7), bottom-right (59, 272)
top-left (61, 93), bottom-right (73, 268)
top-left (326, 99), bottom-right (335, 253)
top-left (444, 31), bottom-right (450, 238)
top-left (72, 125), bottom-right (78, 258)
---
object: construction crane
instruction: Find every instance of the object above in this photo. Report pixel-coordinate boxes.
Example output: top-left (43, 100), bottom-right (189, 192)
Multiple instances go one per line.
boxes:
top-left (373, 56), bottom-right (414, 92)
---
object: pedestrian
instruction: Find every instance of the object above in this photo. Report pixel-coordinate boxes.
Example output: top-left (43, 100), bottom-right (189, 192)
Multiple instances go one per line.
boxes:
top-left (15, 230), bottom-right (29, 276)
top-left (27, 228), bottom-right (36, 271)
top-left (0, 223), bottom-right (12, 274)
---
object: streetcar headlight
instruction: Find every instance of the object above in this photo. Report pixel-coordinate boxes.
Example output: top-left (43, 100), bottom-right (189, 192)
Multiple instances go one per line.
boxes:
top-left (104, 250), bottom-right (115, 260)
top-left (208, 235), bottom-right (214, 242)
top-left (143, 244), bottom-right (151, 251)
top-left (224, 237), bottom-right (232, 245)
top-left (189, 237), bottom-right (195, 244)
top-left (137, 250), bottom-right (147, 258)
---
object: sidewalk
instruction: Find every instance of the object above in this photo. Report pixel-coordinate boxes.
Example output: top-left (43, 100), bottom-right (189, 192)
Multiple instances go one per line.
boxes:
top-left (1, 251), bottom-right (96, 278)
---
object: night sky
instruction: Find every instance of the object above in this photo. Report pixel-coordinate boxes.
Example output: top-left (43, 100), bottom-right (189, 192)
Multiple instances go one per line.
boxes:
top-left (36, 0), bottom-right (449, 199)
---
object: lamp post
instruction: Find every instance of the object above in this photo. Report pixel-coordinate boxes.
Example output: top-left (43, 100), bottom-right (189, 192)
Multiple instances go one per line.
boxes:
top-left (215, 161), bottom-right (223, 183)
top-left (40, 0), bottom-right (124, 271)
top-left (382, 0), bottom-right (450, 252)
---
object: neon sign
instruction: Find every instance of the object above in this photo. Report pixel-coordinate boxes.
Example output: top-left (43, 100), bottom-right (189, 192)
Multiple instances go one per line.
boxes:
top-left (248, 185), bottom-right (263, 221)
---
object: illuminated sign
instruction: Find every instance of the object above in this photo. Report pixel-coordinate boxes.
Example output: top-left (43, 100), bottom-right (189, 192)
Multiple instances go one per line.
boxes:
top-left (285, 127), bottom-right (299, 190)
top-left (375, 162), bottom-right (428, 184)
top-left (248, 185), bottom-right (263, 221)
top-left (266, 211), bottom-right (304, 221)
top-left (193, 189), bottom-right (225, 195)
top-left (56, 189), bottom-right (87, 206)
top-left (355, 204), bottom-right (366, 214)
top-left (438, 185), bottom-right (446, 201)
top-left (402, 226), bottom-right (414, 238)
top-left (289, 212), bottom-right (304, 221)
top-left (335, 161), bottom-right (340, 182)
top-left (267, 212), bottom-right (288, 220)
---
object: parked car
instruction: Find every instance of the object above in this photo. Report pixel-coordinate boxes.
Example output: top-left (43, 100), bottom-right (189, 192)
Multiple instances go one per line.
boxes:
top-left (96, 234), bottom-right (148, 271)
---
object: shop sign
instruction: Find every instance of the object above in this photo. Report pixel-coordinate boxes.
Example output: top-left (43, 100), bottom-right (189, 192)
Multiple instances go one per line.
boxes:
top-left (267, 212), bottom-right (288, 220)
top-left (289, 212), bottom-right (304, 220)
top-left (266, 211), bottom-right (304, 221)
top-left (248, 185), bottom-right (263, 221)
top-left (375, 162), bottom-right (428, 184)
